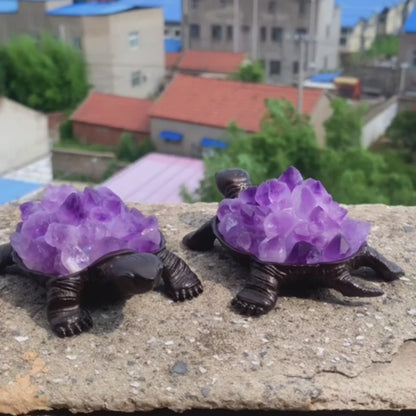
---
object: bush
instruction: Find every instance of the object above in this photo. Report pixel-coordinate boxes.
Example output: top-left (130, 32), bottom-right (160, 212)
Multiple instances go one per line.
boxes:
top-left (59, 119), bottom-right (73, 141)
top-left (116, 134), bottom-right (155, 162)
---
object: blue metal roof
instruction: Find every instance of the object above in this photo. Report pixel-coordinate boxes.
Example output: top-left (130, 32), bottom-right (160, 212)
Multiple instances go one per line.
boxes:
top-left (164, 37), bottom-right (181, 52)
top-left (0, 0), bottom-right (18, 13)
top-left (47, 0), bottom-right (181, 21)
top-left (336, 0), bottom-right (407, 28)
top-left (309, 72), bottom-right (342, 83)
top-left (0, 178), bottom-right (43, 205)
top-left (404, 5), bottom-right (416, 32)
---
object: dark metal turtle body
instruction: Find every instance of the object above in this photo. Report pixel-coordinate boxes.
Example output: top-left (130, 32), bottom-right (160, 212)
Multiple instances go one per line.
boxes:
top-left (183, 169), bottom-right (404, 316)
top-left (0, 235), bottom-right (202, 337)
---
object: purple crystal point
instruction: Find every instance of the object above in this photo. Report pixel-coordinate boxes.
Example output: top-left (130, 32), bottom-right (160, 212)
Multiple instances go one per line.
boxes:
top-left (10, 185), bottom-right (162, 276)
top-left (277, 166), bottom-right (303, 190)
top-left (217, 166), bottom-right (370, 264)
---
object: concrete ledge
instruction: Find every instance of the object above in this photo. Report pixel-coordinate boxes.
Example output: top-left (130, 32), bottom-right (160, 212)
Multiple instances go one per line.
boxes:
top-left (0, 203), bottom-right (415, 415)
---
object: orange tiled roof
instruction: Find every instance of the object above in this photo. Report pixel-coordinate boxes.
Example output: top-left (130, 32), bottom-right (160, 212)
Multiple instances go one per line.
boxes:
top-left (166, 52), bottom-right (182, 69)
top-left (71, 92), bottom-right (153, 133)
top-left (177, 50), bottom-right (246, 74)
top-left (150, 75), bottom-right (323, 132)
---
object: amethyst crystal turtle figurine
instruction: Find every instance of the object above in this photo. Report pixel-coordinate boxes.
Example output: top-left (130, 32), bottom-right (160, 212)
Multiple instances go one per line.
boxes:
top-left (183, 167), bottom-right (403, 316)
top-left (0, 185), bottom-right (202, 337)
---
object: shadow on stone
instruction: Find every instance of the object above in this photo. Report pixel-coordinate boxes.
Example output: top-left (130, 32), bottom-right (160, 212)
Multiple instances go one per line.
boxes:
top-left (0, 268), bottom-right (125, 337)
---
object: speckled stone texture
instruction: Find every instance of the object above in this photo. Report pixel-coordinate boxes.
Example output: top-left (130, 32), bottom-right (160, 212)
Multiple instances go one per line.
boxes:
top-left (0, 203), bottom-right (415, 415)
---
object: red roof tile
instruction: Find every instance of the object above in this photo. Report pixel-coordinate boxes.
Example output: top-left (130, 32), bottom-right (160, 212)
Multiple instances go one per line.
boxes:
top-left (71, 92), bottom-right (153, 133)
top-left (166, 52), bottom-right (182, 69)
top-left (177, 50), bottom-right (246, 74)
top-left (150, 75), bottom-right (323, 132)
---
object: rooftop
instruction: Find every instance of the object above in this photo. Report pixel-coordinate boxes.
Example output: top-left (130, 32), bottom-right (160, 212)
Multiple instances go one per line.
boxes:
top-left (102, 152), bottom-right (203, 203)
top-left (71, 92), bottom-right (152, 134)
top-left (165, 52), bottom-right (182, 69)
top-left (150, 74), bottom-right (323, 132)
top-left (46, 0), bottom-right (181, 21)
top-left (177, 50), bottom-right (246, 74)
top-left (336, 0), bottom-right (407, 28)
top-left (404, 5), bottom-right (416, 33)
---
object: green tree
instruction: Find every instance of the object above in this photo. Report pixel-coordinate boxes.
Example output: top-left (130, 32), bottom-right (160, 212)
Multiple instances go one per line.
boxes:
top-left (324, 98), bottom-right (366, 150)
top-left (116, 133), bottom-right (155, 162)
top-left (188, 99), bottom-right (320, 202)
top-left (187, 98), bottom-right (416, 205)
top-left (230, 61), bottom-right (265, 83)
top-left (387, 110), bottom-right (416, 153)
top-left (0, 34), bottom-right (89, 112)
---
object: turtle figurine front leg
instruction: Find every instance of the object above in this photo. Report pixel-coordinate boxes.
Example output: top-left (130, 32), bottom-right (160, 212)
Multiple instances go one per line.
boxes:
top-left (157, 247), bottom-right (203, 301)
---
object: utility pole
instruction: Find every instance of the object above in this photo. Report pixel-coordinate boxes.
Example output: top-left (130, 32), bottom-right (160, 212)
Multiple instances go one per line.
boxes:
top-left (233, 0), bottom-right (240, 53)
top-left (251, 0), bottom-right (258, 60)
top-left (297, 35), bottom-right (305, 114)
top-left (306, 0), bottom-right (316, 72)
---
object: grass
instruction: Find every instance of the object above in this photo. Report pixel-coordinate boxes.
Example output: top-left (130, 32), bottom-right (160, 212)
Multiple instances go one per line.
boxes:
top-left (53, 137), bottom-right (113, 154)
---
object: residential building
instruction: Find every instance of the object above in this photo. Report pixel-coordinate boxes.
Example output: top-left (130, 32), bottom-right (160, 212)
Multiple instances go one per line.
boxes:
top-left (149, 74), bottom-right (331, 158)
top-left (0, 0), bottom-right (166, 99)
top-left (399, 5), bottom-right (416, 92)
top-left (0, 97), bottom-right (50, 175)
top-left (337, 0), bottom-right (416, 55)
top-left (71, 92), bottom-right (153, 147)
top-left (182, 0), bottom-right (341, 84)
top-left (167, 49), bottom-right (246, 78)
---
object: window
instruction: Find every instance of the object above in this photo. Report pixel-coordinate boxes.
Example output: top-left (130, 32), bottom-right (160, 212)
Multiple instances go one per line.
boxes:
top-left (220, 0), bottom-right (228, 7)
top-left (293, 61), bottom-right (299, 74)
top-left (129, 31), bottom-right (139, 49)
top-left (268, 1), bottom-right (276, 13)
top-left (73, 37), bottom-right (82, 51)
top-left (260, 26), bottom-right (267, 42)
top-left (131, 71), bottom-right (142, 86)
top-left (340, 37), bottom-right (347, 46)
top-left (269, 60), bottom-right (281, 75)
top-left (413, 50), bottom-right (416, 67)
top-left (191, 0), bottom-right (199, 9)
top-left (299, 0), bottom-right (306, 16)
top-left (190, 24), bottom-right (200, 39)
top-left (160, 131), bottom-right (183, 142)
top-left (164, 28), bottom-right (169, 35)
top-left (226, 25), bottom-right (233, 41)
top-left (271, 27), bottom-right (282, 42)
top-left (175, 29), bottom-right (181, 37)
top-left (201, 138), bottom-right (228, 149)
top-left (211, 24), bottom-right (222, 41)
top-left (295, 28), bottom-right (307, 39)
top-left (241, 24), bottom-right (250, 34)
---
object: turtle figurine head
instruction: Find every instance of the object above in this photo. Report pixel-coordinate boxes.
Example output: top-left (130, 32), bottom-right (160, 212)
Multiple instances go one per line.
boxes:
top-left (183, 166), bottom-right (404, 316)
top-left (0, 185), bottom-right (202, 337)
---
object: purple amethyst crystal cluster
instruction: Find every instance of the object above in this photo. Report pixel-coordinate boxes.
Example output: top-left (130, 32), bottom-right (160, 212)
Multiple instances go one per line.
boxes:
top-left (217, 167), bottom-right (370, 264)
top-left (11, 186), bottom-right (161, 276)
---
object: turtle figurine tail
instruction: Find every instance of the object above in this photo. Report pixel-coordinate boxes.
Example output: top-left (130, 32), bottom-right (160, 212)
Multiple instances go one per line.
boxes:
top-left (0, 243), bottom-right (14, 274)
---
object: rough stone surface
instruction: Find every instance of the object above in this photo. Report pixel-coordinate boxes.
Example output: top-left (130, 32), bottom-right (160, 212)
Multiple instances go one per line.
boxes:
top-left (0, 202), bottom-right (415, 415)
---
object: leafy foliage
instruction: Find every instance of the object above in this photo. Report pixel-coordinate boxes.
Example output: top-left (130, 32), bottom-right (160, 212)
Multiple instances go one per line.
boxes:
top-left (0, 34), bottom-right (89, 112)
top-left (189, 99), bottom-right (416, 205)
top-left (387, 110), bottom-right (416, 153)
top-left (325, 98), bottom-right (366, 150)
top-left (116, 133), bottom-right (155, 162)
top-left (365, 35), bottom-right (399, 59)
top-left (230, 61), bottom-right (265, 83)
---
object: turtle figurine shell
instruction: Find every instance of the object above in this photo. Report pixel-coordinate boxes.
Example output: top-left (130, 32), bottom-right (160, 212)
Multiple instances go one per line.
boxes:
top-left (0, 186), bottom-right (202, 337)
top-left (183, 167), bottom-right (403, 316)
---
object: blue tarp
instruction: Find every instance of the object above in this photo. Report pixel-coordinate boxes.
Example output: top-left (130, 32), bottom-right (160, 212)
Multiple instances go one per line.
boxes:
top-left (201, 138), bottom-right (228, 149)
top-left (0, 178), bottom-right (42, 205)
top-left (309, 72), bottom-right (342, 83)
top-left (404, 5), bottom-right (416, 32)
top-left (47, 0), bottom-right (181, 21)
top-left (0, 0), bottom-right (17, 13)
top-left (159, 130), bottom-right (183, 141)
top-left (336, 0), bottom-right (408, 28)
top-left (164, 38), bottom-right (182, 52)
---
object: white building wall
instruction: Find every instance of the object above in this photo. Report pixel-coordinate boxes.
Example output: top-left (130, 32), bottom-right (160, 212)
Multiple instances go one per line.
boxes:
top-left (362, 98), bottom-right (398, 148)
top-left (0, 98), bottom-right (50, 175)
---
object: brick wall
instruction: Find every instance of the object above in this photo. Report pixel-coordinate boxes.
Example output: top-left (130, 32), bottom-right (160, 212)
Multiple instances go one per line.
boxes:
top-left (73, 122), bottom-right (149, 149)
